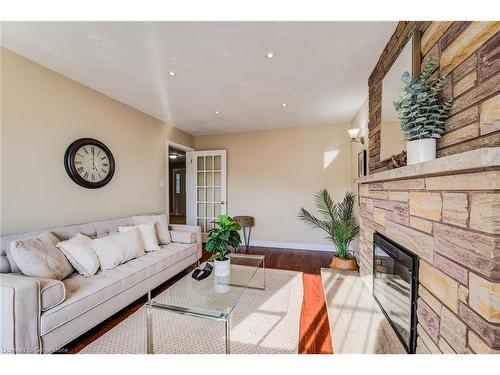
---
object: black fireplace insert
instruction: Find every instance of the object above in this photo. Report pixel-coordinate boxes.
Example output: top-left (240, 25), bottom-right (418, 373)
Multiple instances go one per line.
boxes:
top-left (373, 232), bottom-right (419, 353)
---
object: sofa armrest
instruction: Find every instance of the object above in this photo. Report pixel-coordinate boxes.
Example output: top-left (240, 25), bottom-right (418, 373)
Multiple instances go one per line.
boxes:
top-left (168, 224), bottom-right (202, 258)
top-left (170, 230), bottom-right (197, 244)
top-left (0, 273), bottom-right (41, 354)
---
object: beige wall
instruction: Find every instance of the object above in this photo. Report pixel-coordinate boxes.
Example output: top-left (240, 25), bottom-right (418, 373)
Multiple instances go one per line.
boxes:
top-left (1, 48), bottom-right (194, 234)
top-left (350, 98), bottom-right (369, 195)
top-left (195, 123), bottom-right (352, 250)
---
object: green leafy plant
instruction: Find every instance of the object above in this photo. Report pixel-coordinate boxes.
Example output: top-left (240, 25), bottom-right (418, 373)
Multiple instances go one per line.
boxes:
top-left (298, 191), bottom-right (359, 260)
top-left (394, 63), bottom-right (453, 141)
top-left (205, 214), bottom-right (241, 261)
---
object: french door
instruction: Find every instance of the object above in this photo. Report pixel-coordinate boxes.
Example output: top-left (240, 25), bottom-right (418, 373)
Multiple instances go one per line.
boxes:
top-left (186, 150), bottom-right (227, 240)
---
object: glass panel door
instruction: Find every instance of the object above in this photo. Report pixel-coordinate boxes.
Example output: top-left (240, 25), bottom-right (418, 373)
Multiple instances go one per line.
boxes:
top-left (186, 150), bottom-right (227, 240)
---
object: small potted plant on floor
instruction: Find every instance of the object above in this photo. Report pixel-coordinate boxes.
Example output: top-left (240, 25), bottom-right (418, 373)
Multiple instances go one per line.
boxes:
top-left (206, 214), bottom-right (242, 277)
top-left (298, 191), bottom-right (360, 270)
top-left (394, 62), bottom-right (453, 165)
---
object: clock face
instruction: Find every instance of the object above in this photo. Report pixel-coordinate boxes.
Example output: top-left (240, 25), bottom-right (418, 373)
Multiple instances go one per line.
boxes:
top-left (65, 138), bottom-right (115, 189)
top-left (74, 145), bottom-right (110, 183)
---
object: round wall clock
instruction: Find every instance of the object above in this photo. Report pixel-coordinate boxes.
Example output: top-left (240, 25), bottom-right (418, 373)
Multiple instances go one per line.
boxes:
top-left (64, 138), bottom-right (115, 189)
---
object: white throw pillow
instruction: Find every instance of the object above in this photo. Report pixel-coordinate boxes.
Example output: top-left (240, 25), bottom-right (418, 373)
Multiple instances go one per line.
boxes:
top-left (91, 233), bottom-right (125, 270)
top-left (10, 232), bottom-right (74, 280)
top-left (91, 229), bottom-right (144, 270)
top-left (119, 223), bottom-right (160, 252)
top-left (132, 214), bottom-right (171, 245)
top-left (121, 227), bottom-right (145, 262)
top-left (56, 233), bottom-right (100, 277)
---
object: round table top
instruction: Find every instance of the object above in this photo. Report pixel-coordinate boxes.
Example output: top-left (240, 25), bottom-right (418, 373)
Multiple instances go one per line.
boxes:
top-left (233, 216), bottom-right (254, 227)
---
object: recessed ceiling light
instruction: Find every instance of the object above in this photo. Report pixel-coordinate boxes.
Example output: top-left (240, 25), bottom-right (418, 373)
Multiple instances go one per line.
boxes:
top-left (266, 51), bottom-right (275, 59)
top-left (169, 154), bottom-right (178, 159)
top-left (168, 71), bottom-right (176, 77)
top-left (282, 103), bottom-right (288, 107)
top-left (215, 111), bottom-right (221, 115)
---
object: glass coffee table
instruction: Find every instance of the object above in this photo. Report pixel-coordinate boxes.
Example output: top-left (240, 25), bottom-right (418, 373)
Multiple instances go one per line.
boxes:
top-left (145, 253), bottom-right (265, 354)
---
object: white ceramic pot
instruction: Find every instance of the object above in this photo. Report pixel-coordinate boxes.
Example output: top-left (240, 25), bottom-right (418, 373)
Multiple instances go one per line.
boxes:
top-left (214, 276), bottom-right (230, 294)
top-left (214, 257), bottom-right (231, 277)
top-left (407, 138), bottom-right (436, 165)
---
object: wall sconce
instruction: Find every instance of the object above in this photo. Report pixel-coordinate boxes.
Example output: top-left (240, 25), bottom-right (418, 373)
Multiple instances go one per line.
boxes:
top-left (347, 128), bottom-right (365, 144)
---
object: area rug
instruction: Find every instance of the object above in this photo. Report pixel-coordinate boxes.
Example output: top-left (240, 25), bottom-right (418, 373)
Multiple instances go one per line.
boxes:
top-left (79, 268), bottom-right (303, 354)
top-left (321, 268), bottom-right (405, 354)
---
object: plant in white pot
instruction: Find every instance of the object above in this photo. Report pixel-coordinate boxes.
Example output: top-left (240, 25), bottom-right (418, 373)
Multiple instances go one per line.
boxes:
top-left (205, 214), bottom-right (241, 277)
top-left (394, 63), bottom-right (453, 165)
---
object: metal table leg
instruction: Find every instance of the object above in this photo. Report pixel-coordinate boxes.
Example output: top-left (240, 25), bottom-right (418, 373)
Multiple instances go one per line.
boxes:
top-left (241, 226), bottom-right (252, 251)
top-left (146, 305), bottom-right (153, 354)
top-left (263, 256), bottom-right (266, 290)
top-left (225, 317), bottom-right (230, 354)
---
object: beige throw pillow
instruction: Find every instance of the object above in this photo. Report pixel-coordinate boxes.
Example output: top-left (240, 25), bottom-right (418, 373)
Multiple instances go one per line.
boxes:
top-left (56, 233), bottom-right (100, 277)
top-left (121, 227), bottom-right (145, 261)
top-left (119, 223), bottom-right (160, 252)
top-left (91, 229), bottom-right (144, 270)
top-left (10, 231), bottom-right (74, 280)
top-left (132, 214), bottom-right (171, 245)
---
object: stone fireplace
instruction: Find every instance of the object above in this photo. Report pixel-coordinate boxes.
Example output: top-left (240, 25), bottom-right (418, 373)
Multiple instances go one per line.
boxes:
top-left (357, 148), bottom-right (499, 354)
top-left (355, 21), bottom-right (500, 354)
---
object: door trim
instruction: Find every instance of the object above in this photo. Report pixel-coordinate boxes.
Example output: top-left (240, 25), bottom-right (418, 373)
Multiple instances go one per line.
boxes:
top-left (165, 139), bottom-right (194, 218)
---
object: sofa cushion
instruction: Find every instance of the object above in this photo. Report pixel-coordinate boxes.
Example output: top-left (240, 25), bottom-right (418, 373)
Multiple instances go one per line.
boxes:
top-left (119, 223), bottom-right (160, 252)
top-left (36, 277), bottom-right (66, 312)
top-left (1, 230), bottom-right (45, 274)
top-left (56, 234), bottom-right (100, 278)
top-left (94, 217), bottom-right (134, 237)
top-left (170, 230), bottom-right (197, 244)
top-left (133, 214), bottom-right (171, 245)
top-left (40, 242), bottom-right (198, 336)
top-left (91, 230), bottom-right (144, 270)
top-left (10, 232), bottom-right (74, 280)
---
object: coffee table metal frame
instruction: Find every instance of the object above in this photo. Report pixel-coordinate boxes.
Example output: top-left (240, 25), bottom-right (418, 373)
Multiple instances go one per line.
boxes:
top-left (145, 253), bottom-right (265, 354)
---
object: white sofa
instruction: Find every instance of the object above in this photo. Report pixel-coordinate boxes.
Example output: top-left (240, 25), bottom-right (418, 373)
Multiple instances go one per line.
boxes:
top-left (0, 214), bottom-right (201, 354)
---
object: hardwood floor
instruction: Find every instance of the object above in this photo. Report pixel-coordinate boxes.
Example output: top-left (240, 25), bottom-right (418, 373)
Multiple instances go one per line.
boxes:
top-left (63, 246), bottom-right (334, 354)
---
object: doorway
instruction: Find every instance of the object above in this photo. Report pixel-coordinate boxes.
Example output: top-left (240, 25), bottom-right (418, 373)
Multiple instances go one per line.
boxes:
top-left (168, 146), bottom-right (186, 224)
top-left (186, 150), bottom-right (227, 241)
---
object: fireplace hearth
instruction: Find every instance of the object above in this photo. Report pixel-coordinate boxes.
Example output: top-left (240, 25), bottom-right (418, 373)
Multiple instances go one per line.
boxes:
top-left (373, 233), bottom-right (419, 353)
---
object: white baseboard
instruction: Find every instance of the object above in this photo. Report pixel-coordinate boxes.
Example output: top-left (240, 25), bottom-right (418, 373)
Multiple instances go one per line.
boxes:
top-left (246, 240), bottom-right (336, 252)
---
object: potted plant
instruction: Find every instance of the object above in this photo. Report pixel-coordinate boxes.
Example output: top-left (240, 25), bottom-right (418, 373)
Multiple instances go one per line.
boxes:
top-left (298, 191), bottom-right (360, 270)
top-left (394, 63), bottom-right (453, 165)
top-left (206, 214), bottom-right (242, 277)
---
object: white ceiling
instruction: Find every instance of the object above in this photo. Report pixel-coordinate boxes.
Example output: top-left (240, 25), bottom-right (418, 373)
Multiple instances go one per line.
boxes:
top-left (1, 22), bottom-right (396, 135)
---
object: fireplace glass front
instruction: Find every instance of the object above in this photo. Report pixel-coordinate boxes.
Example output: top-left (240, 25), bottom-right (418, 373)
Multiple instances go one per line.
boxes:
top-left (373, 233), bottom-right (419, 353)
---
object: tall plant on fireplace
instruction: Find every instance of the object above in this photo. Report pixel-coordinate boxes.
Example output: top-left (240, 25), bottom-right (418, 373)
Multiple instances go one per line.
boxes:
top-left (298, 191), bottom-right (359, 266)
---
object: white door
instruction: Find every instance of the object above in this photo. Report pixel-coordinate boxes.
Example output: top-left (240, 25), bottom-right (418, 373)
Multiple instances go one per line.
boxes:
top-left (186, 150), bottom-right (227, 240)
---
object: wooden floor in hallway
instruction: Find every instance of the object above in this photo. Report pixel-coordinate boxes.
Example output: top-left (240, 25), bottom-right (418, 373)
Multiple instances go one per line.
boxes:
top-left (64, 246), bottom-right (334, 354)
